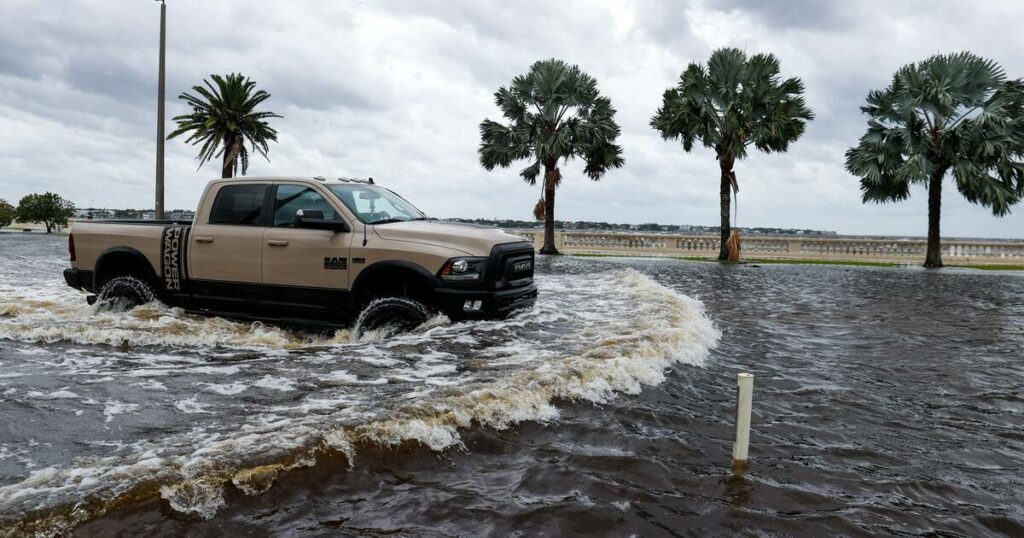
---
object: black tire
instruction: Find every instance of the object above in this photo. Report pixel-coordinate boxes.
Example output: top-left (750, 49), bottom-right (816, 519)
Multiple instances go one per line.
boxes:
top-left (96, 275), bottom-right (156, 312)
top-left (354, 297), bottom-right (430, 338)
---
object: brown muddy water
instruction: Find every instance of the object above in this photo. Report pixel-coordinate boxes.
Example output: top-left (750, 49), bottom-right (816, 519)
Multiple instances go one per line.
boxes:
top-left (1, 233), bottom-right (1023, 537)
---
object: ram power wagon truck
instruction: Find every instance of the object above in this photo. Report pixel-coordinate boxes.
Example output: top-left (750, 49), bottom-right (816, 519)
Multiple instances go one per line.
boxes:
top-left (64, 177), bottom-right (537, 333)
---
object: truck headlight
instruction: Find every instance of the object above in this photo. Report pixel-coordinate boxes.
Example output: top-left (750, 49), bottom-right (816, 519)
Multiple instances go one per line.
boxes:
top-left (439, 257), bottom-right (486, 281)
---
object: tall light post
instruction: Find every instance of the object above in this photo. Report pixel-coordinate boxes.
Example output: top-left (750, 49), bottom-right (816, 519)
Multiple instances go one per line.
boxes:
top-left (154, 0), bottom-right (166, 220)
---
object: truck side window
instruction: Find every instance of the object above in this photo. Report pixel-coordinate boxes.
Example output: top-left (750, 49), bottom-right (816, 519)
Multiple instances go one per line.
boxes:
top-left (209, 184), bottom-right (268, 225)
top-left (272, 185), bottom-right (339, 227)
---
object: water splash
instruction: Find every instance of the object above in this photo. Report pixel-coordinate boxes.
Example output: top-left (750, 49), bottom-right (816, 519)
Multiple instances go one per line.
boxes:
top-left (0, 266), bottom-right (718, 535)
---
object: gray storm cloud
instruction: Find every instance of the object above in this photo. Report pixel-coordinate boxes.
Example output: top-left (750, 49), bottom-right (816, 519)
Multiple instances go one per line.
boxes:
top-left (1, 0), bottom-right (1022, 238)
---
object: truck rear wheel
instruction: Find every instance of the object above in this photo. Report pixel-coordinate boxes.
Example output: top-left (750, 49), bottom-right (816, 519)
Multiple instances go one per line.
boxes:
top-left (96, 275), bottom-right (156, 312)
top-left (354, 297), bottom-right (430, 338)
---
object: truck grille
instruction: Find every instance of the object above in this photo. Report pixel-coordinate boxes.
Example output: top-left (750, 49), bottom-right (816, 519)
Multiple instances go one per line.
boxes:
top-left (489, 243), bottom-right (535, 290)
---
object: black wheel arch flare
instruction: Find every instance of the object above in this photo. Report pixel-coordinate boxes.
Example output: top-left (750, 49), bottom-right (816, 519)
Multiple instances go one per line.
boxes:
top-left (94, 246), bottom-right (160, 289)
top-left (350, 260), bottom-right (441, 306)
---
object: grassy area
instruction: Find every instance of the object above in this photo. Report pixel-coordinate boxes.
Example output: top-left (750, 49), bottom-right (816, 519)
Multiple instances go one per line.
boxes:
top-left (569, 252), bottom-right (710, 262)
top-left (569, 252), bottom-right (901, 267)
top-left (743, 258), bottom-right (903, 268)
top-left (951, 263), bottom-right (1024, 271)
top-left (565, 252), bottom-right (1024, 271)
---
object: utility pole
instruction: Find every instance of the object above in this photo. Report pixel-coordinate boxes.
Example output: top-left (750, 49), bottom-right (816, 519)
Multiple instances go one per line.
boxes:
top-left (155, 0), bottom-right (166, 220)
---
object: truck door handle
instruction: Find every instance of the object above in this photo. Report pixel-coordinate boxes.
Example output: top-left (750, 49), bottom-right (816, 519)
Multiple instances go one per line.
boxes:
top-left (267, 240), bottom-right (289, 247)
top-left (194, 236), bottom-right (214, 243)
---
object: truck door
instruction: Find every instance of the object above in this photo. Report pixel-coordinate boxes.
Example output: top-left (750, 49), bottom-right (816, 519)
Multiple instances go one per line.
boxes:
top-left (261, 182), bottom-right (353, 314)
top-left (188, 182), bottom-right (268, 304)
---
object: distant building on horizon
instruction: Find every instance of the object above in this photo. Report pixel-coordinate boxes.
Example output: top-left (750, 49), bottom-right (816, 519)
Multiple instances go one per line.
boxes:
top-left (70, 208), bottom-right (194, 221)
top-left (72, 208), bottom-right (114, 220)
top-left (168, 209), bottom-right (195, 221)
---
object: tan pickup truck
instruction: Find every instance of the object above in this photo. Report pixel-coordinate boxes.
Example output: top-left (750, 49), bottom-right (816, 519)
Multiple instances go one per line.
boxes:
top-left (64, 177), bottom-right (536, 333)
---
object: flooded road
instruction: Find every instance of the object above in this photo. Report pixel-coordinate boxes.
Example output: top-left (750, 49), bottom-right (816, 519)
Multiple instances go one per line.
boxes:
top-left (1, 233), bottom-right (1023, 536)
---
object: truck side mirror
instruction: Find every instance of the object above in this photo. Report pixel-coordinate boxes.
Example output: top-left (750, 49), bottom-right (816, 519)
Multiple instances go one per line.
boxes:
top-left (295, 209), bottom-right (349, 233)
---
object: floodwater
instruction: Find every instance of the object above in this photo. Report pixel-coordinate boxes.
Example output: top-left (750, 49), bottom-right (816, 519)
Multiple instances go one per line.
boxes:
top-left (1, 233), bottom-right (1022, 537)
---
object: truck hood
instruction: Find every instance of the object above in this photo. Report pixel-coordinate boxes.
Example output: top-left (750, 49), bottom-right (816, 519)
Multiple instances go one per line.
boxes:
top-left (371, 220), bottom-right (530, 256)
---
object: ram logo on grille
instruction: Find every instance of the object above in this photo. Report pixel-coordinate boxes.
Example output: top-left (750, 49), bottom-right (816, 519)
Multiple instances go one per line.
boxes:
top-left (513, 260), bottom-right (533, 272)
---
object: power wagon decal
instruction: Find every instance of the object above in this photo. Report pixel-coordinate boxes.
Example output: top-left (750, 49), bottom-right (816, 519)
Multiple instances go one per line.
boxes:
top-left (161, 225), bottom-right (191, 293)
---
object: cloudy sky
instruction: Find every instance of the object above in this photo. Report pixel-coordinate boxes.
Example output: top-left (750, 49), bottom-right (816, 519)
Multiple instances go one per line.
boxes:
top-left (2, 0), bottom-right (1023, 238)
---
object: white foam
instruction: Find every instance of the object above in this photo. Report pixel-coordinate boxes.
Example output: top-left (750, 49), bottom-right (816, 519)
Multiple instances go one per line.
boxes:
top-left (174, 397), bottom-right (213, 414)
top-left (25, 389), bottom-right (79, 400)
top-left (190, 365), bottom-right (244, 375)
top-left (132, 379), bottom-right (167, 391)
top-left (323, 370), bottom-right (389, 385)
top-left (0, 266), bottom-right (720, 529)
top-left (203, 382), bottom-right (248, 395)
top-left (159, 479), bottom-right (225, 519)
top-left (102, 400), bottom-right (139, 423)
top-left (253, 375), bottom-right (297, 392)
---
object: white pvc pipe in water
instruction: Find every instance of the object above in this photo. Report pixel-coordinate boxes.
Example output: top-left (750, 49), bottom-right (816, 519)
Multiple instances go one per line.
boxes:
top-left (732, 373), bottom-right (754, 469)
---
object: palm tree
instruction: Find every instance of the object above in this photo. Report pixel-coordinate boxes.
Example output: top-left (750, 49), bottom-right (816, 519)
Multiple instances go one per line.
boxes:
top-left (479, 59), bottom-right (625, 254)
top-left (651, 48), bottom-right (813, 261)
top-left (168, 73), bottom-right (282, 178)
top-left (846, 52), bottom-right (1024, 268)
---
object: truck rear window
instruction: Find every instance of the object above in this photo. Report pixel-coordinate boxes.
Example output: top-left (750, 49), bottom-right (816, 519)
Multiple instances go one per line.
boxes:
top-left (209, 184), bottom-right (267, 225)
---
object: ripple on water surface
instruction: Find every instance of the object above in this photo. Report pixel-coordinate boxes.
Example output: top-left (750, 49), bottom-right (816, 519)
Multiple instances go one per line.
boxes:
top-left (5, 234), bottom-right (1024, 536)
top-left (0, 238), bottom-right (719, 535)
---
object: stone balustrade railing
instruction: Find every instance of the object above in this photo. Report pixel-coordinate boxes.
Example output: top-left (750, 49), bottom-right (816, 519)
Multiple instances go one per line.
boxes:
top-left (515, 231), bottom-right (1024, 265)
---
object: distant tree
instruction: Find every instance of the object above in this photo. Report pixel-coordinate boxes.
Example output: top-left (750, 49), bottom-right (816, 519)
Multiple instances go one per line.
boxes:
top-left (15, 193), bottom-right (74, 233)
top-left (651, 48), bottom-right (813, 261)
top-left (0, 199), bottom-right (14, 229)
top-left (479, 59), bottom-right (625, 254)
top-left (168, 73), bottom-right (282, 178)
top-left (846, 52), bottom-right (1024, 267)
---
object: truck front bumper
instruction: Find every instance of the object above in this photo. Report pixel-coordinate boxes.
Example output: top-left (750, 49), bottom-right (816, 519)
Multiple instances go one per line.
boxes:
top-left (435, 283), bottom-right (538, 320)
top-left (63, 268), bottom-right (94, 291)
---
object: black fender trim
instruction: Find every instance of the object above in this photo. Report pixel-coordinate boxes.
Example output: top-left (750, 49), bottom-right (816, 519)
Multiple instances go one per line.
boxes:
top-left (94, 246), bottom-right (159, 289)
top-left (351, 260), bottom-right (440, 304)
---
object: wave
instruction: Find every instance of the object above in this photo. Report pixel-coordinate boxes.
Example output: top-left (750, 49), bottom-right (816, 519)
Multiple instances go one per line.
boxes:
top-left (0, 268), bottom-right (719, 536)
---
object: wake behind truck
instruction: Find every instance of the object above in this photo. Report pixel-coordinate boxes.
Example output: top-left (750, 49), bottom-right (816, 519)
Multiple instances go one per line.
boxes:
top-left (63, 177), bottom-right (537, 333)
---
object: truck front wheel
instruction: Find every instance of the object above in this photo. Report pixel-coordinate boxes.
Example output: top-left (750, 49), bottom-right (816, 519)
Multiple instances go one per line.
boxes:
top-left (96, 275), bottom-right (156, 312)
top-left (354, 297), bottom-right (430, 338)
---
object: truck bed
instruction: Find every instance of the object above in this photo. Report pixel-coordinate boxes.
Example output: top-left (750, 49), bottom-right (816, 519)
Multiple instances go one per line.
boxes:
top-left (70, 220), bottom-right (190, 278)
top-left (79, 219), bottom-right (193, 225)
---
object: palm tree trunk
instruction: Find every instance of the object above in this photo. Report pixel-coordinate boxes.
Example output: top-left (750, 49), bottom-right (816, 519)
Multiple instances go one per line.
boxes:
top-left (221, 152), bottom-right (233, 178)
top-left (924, 168), bottom-right (945, 268)
top-left (540, 162), bottom-right (559, 255)
top-left (718, 154), bottom-right (734, 261)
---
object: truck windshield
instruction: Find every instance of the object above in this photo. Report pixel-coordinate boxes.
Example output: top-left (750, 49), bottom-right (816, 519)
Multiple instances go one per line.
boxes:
top-left (328, 184), bottom-right (426, 224)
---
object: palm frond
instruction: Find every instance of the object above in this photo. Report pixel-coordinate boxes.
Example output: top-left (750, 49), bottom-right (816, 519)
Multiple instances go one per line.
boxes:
top-left (478, 58), bottom-right (624, 185)
top-left (168, 73), bottom-right (281, 176)
top-left (652, 47), bottom-right (812, 161)
top-left (846, 53), bottom-right (1024, 215)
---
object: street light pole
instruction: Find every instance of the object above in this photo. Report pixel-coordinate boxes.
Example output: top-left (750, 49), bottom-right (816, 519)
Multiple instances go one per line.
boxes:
top-left (155, 0), bottom-right (166, 220)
